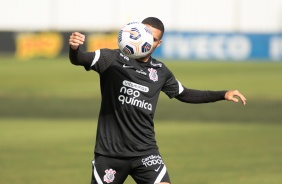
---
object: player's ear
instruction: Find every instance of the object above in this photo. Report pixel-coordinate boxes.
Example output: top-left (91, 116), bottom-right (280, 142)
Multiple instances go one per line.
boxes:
top-left (156, 40), bottom-right (162, 48)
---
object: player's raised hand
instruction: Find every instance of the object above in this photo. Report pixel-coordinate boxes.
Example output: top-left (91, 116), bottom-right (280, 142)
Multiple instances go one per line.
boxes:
top-left (224, 90), bottom-right (247, 105)
top-left (69, 32), bottom-right (85, 50)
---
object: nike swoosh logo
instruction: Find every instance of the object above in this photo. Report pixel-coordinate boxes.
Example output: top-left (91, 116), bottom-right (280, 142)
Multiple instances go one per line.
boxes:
top-left (123, 64), bottom-right (134, 68)
top-left (154, 166), bottom-right (161, 172)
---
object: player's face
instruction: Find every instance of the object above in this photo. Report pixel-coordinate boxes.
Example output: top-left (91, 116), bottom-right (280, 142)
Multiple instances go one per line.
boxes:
top-left (146, 24), bottom-right (162, 50)
top-left (138, 24), bottom-right (162, 62)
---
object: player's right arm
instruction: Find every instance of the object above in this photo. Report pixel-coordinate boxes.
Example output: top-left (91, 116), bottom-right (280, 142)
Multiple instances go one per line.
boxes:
top-left (68, 32), bottom-right (115, 73)
top-left (69, 32), bottom-right (94, 68)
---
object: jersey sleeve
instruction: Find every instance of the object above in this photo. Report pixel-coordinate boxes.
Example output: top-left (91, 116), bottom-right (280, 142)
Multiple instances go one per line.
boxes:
top-left (161, 66), bottom-right (184, 98)
top-left (69, 47), bottom-right (115, 74)
top-left (86, 49), bottom-right (118, 74)
top-left (175, 87), bottom-right (227, 103)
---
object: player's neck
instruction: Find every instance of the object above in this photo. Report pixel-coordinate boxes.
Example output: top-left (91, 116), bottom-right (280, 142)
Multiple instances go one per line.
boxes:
top-left (137, 56), bottom-right (150, 63)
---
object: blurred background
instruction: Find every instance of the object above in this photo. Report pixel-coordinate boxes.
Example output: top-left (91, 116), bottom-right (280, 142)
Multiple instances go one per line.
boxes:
top-left (0, 0), bottom-right (282, 60)
top-left (1, 0), bottom-right (282, 184)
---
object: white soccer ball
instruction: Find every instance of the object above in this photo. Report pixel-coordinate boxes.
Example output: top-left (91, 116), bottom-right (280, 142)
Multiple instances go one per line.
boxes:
top-left (118, 22), bottom-right (154, 59)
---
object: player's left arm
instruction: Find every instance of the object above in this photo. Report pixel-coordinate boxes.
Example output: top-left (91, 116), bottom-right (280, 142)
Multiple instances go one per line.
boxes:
top-left (175, 87), bottom-right (246, 105)
top-left (161, 65), bottom-right (246, 105)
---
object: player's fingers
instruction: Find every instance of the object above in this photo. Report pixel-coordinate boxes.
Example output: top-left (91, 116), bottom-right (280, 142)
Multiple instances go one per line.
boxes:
top-left (241, 98), bottom-right (247, 105)
top-left (233, 90), bottom-right (247, 105)
top-left (230, 97), bottom-right (239, 103)
top-left (69, 32), bottom-right (85, 44)
top-left (69, 32), bottom-right (86, 50)
top-left (70, 35), bottom-right (85, 42)
top-left (69, 38), bottom-right (84, 45)
top-left (225, 90), bottom-right (247, 105)
top-left (236, 93), bottom-right (247, 105)
top-left (72, 32), bottom-right (85, 41)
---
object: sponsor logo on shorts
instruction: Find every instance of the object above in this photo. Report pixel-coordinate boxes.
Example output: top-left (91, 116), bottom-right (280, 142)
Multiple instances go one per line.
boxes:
top-left (141, 155), bottom-right (164, 167)
top-left (103, 168), bottom-right (116, 183)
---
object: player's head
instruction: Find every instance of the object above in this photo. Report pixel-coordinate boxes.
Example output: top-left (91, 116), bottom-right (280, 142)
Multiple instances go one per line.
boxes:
top-left (138, 17), bottom-right (164, 61)
top-left (142, 17), bottom-right (165, 39)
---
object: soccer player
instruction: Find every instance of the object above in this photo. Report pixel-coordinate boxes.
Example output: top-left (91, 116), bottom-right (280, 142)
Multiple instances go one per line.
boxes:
top-left (69, 17), bottom-right (246, 184)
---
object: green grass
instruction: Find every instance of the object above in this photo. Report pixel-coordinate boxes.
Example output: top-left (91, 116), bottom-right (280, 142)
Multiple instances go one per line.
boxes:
top-left (0, 119), bottom-right (281, 184)
top-left (1, 56), bottom-right (282, 183)
top-left (1, 57), bottom-right (282, 123)
top-left (1, 57), bottom-right (281, 99)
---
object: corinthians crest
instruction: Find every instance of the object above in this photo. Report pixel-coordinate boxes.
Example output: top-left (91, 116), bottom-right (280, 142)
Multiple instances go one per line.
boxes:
top-left (148, 68), bottom-right (158, 82)
top-left (103, 168), bottom-right (116, 183)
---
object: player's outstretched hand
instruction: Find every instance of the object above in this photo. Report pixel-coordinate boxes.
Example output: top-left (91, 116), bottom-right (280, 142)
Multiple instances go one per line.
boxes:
top-left (225, 90), bottom-right (247, 105)
top-left (69, 32), bottom-right (85, 50)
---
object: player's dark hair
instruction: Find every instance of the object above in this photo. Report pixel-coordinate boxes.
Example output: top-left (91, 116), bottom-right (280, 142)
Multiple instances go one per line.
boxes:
top-left (142, 17), bottom-right (165, 39)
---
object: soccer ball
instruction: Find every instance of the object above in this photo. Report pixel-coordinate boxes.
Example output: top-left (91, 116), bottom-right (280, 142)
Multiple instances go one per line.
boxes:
top-left (118, 22), bottom-right (154, 59)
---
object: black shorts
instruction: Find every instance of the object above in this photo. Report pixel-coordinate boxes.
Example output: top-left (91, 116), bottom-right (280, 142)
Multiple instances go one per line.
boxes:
top-left (90, 152), bottom-right (170, 184)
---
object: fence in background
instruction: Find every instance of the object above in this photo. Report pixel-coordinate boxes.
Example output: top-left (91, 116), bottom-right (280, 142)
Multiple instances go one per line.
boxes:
top-left (1, 31), bottom-right (281, 61)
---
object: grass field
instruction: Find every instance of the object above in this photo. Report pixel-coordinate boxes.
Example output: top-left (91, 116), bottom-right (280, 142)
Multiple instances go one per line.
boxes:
top-left (1, 56), bottom-right (282, 184)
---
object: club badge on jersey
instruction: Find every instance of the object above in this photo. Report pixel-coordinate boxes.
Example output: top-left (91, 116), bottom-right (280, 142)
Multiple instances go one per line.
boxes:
top-left (148, 68), bottom-right (158, 82)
